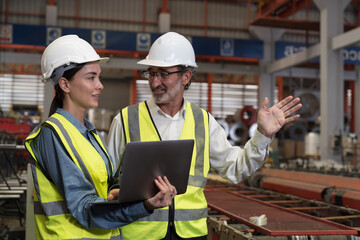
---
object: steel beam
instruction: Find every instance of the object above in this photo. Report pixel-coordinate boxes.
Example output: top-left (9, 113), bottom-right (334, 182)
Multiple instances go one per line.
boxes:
top-left (266, 43), bottom-right (320, 74)
top-left (0, 51), bottom-right (261, 75)
top-left (332, 26), bottom-right (360, 50)
top-left (205, 190), bottom-right (358, 236)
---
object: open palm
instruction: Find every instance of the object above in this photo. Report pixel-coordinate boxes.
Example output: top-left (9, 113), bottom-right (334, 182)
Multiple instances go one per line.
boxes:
top-left (257, 96), bottom-right (302, 138)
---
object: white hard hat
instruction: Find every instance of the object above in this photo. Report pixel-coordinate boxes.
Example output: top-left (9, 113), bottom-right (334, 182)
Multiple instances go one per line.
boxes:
top-left (137, 32), bottom-right (197, 68)
top-left (41, 34), bottom-right (109, 85)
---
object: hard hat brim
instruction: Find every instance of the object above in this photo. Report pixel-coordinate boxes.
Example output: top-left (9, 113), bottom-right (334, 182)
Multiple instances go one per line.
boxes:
top-left (41, 57), bottom-right (110, 83)
top-left (137, 58), bottom-right (197, 68)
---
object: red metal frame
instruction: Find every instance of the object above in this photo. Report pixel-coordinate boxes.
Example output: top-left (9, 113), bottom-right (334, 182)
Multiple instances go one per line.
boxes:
top-left (205, 189), bottom-right (359, 236)
top-left (204, 0), bottom-right (208, 36)
top-left (207, 73), bottom-right (213, 114)
top-left (262, 169), bottom-right (360, 192)
top-left (0, 118), bottom-right (31, 140)
top-left (250, 0), bottom-right (360, 31)
top-left (261, 169), bottom-right (360, 210)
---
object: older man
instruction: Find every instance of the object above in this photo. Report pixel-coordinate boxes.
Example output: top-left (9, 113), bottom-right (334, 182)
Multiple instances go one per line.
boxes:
top-left (107, 32), bottom-right (302, 240)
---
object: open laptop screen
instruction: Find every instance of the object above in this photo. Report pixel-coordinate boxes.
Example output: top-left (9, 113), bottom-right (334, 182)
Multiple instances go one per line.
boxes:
top-left (117, 139), bottom-right (194, 203)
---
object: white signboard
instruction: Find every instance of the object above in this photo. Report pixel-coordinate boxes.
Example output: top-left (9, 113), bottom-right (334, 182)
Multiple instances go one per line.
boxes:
top-left (46, 27), bottom-right (62, 45)
top-left (136, 33), bottom-right (151, 51)
top-left (92, 30), bottom-right (106, 49)
top-left (0, 24), bottom-right (13, 43)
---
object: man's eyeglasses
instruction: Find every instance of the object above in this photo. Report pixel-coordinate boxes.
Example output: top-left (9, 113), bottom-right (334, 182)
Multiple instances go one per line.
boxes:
top-left (143, 70), bottom-right (183, 80)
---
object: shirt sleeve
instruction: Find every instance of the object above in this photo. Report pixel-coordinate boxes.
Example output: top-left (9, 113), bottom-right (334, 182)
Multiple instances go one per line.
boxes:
top-left (208, 114), bottom-right (272, 184)
top-left (106, 113), bottom-right (126, 170)
top-left (33, 126), bottom-right (150, 229)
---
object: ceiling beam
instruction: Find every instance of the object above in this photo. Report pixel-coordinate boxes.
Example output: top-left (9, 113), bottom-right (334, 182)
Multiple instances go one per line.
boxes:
top-left (0, 51), bottom-right (261, 75)
top-left (332, 26), bottom-right (360, 50)
top-left (1, 51), bottom-right (357, 80)
top-left (266, 25), bottom-right (360, 75)
top-left (266, 43), bottom-right (320, 74)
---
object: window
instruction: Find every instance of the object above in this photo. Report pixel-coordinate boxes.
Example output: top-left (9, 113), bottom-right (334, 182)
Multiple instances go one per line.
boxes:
top-left (136, 79), bottom-right (259, 119)
top-left (0, 74), bottom-right (44, 115)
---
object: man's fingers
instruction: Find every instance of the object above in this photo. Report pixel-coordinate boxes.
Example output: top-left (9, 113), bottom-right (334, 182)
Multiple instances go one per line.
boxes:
top-left (275, 95), bottom-right (294, 109)
top-left (154, 178), bottom-right (165, 192)
top-left (282, 97), bottom-right (301, 111)
top-left (172, 186), bottom-right (177, 196)
top-left (153, 176), bottom-right (176, 200)
top-left (284, 102), bottom-right (302, 117)
top-left (284, 114), bottom-right (300, 124)
top-left (261, 97), bottom-right (269, 111)
top-left (163, 176), bottom-right (173, 191)
top-left (155, 176), bottom-right (172, 194)
top-left (156, 176), bottom-right (165, 185)
top-left (163, 176), bottom-right (177, 197)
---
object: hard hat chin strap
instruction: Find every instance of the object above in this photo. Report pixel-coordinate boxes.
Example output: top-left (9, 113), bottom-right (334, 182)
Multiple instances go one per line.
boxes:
top-left (50, 63), bottom-right (78, 86)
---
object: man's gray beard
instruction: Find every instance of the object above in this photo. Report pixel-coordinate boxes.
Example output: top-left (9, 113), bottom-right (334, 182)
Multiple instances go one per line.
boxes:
top-left (151, 78), bottom-right (182, 104)
top-left (152, 92), bottom-right (168, 104)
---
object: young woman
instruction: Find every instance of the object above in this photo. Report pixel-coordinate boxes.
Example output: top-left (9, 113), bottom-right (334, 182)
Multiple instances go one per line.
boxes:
top-left (25, 35), bottom-right (176, 239)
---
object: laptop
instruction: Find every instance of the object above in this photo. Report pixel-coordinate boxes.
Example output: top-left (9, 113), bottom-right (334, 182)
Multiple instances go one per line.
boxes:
top-left (91, 139), bottom-right (194, 207)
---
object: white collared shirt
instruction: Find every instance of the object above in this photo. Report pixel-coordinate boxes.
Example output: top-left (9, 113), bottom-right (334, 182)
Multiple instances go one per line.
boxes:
top-left (106, 97), bottom-right (272, 184)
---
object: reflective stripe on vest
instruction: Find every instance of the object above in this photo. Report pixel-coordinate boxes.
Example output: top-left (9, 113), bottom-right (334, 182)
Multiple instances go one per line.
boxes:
top-left (30, 163), bottom-right (70, 216)
top-left (138, 207), bottom-right (208, 222)
top-left (127, 104), bottom-right (141, 142)
top-left (47, 117), bottom-right (100, 195)
top-left (24, 113), bottom-right (120, 239)
top-left (33, 199), bottom-right (69, 216)
top-left (120, 101), bottom-right (209, 239)
top-left (188, 174), bottom-right (207, 188)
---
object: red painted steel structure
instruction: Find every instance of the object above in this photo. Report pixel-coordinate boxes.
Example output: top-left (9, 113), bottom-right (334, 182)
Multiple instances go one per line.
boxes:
top-left (261, 169), bottom-right (360, 191)
top-left (260, 169), bottom-right (360, 211)
top-left (0, 118), bottom-right (31, 140)
top-left (251, 0), bottom-right (360, 31)
top-left (205, 190), bottom-right (359, 236)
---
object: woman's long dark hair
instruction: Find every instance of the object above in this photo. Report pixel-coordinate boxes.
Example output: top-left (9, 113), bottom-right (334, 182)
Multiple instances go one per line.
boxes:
top-left (48, 63), bottom-right (86, 117)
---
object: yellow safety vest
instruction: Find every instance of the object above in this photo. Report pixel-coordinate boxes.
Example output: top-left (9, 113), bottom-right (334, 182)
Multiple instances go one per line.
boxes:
top-left (120, 101), bottom-right (210, 239)
top-left (25, 113), bottom-right (121, 239)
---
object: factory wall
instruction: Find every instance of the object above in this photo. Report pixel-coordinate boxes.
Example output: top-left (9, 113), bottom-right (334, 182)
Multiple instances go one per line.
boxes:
top-left (97, 77), bottom-right (131, 112)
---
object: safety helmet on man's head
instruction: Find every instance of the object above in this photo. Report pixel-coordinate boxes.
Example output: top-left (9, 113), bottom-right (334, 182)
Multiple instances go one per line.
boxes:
top-left (137, 32), bottom-right (197, 68)
top-left (41, 34), bottom-right (109, 85)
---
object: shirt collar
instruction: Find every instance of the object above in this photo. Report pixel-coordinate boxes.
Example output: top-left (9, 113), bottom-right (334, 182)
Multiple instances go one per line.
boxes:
top-left (147, 96), bottom-right (187, 119)
top-left (56, 108), bottom-right (96, 134)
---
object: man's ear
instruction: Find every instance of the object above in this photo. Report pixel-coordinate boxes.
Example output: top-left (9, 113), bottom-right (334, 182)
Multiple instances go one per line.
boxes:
top-left (59, 77), bottom-right (70, 94)
top-left (182, 70), bottom-right (192, 86)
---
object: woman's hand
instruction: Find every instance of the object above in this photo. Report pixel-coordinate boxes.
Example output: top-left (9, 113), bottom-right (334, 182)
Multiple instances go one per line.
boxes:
top-left (144, 176), bottom-right (177, 212)
top-left (107, 188), bottom-right (119, 200)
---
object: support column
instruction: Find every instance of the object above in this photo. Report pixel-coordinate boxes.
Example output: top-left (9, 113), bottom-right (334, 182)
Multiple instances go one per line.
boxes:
top-left (249, 26), bottom-right (285, 107)
top-left (356, 66), bottom-right (360, 135)
top-left (207, 73), bottom-right (213, 114)
top-left (42, 1), bottom-right (58, 120)
top-left (46, 0), bottom-right (57, 26)
top-left (159, 0), bottom-right (170, 33)
top-left (314, 0), bottom-right (350, 162)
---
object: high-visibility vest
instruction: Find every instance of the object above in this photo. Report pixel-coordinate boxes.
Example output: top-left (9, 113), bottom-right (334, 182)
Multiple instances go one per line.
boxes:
top-left (120, 101), bottom-right (210, 239)
top-left (25, 113), bottom-right (121, 239)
